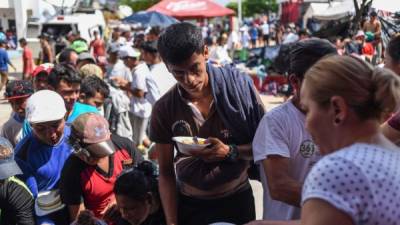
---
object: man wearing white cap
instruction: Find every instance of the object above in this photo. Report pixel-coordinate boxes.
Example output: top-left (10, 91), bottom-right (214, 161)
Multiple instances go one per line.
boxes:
top-left (114, 45), bottom-right (160, 148)
top-left (14, 90), bottom-right (72, 225)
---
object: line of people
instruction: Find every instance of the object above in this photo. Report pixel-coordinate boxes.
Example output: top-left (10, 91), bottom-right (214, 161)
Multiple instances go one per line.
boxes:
top-left (0, 22), bottom-right (400, 225)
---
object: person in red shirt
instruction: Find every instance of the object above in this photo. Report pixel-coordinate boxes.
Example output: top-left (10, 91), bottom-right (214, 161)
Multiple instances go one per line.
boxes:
top-left (59, 113), bottom-right (143, 223)
top-left (90, 31), bottom-right (106, 60)
top-left (19, 38), bottom-right (34, 80)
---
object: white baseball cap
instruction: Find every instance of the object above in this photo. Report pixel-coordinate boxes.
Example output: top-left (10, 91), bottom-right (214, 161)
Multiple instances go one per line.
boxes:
top-left (119, 45), bottom-right (141, 59)
top-left (26, 90), bottom-right (67, 124)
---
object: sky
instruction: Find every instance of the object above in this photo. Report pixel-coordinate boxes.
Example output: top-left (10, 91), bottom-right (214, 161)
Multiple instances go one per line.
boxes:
top-left (215, 0), bottom-right (232, 6)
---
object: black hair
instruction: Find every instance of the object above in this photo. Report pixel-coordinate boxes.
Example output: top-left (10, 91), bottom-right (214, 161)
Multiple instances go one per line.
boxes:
top-left (388, 35), bottom-right (400, 63)
top-left (75, 210), bottom-right (98, 225)
top-left (48, 63), bottom-right (81, 89)
top-left (114, 161), bottom-right (159, 201)
top-left (58, 48), bottom-right (77, 64)
top-left (19, 38), bottom-right (27, 45)
top-left (141, 41), bottom-right (158, 54)
top-left (80, 76), bottom-right (110, 99)
top-left (370, 11), bottom-right (378, 17)
top-left (298, 29), bottom-right (309, 37)
top-left (274, 43), bottom-right (294, 75)
top-left (289, 38), bottom-right (337, 79)
top-left (149, 26), bottom-right (161, 36)
top-left (158, 22), bottom-right (204, 65)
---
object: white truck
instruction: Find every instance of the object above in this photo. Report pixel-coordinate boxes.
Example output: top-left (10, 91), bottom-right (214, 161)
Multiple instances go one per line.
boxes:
top-left (26, 9), bottom-right (106, 57)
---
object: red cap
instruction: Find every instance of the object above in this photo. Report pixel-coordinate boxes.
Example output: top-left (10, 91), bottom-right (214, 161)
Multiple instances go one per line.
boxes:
top-left (32, 63), bottom-right (54, 77)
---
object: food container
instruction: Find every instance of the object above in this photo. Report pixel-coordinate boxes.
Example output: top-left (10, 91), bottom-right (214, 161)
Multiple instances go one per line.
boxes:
top-left (172, 136), bottom-right (210, 155)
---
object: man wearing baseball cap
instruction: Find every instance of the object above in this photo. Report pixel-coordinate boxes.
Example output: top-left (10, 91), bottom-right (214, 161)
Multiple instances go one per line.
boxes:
top-left (77, 52), bottom-right (96, 69)
top-left (31, 63), bottom-right (53, 91)
top-left (105, 43), bottom-right (132, 84)
top-left (0, 137), bottom-right (35, 225)
top-left (14, 90), bottom-right (73, 225)
top-left (60, 113), bottom-right (143, 222)
top-left (116, 45), bottom-right (160, 148)
top-left (0, 80), bottom-right (34, 147)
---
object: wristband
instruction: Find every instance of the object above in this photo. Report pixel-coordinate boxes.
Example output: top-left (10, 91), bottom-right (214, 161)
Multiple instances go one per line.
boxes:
top-left (226, 144), bottom-right (239, 162)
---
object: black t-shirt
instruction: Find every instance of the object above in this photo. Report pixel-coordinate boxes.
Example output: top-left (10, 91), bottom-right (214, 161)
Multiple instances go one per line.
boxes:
top-left (59, 134), bottom-right (143, 217)
top-left (141, 207), bottom-right (166, 225)
top-left (117, 206), bottom-right (166, 225)
top-left (0, 176), bottom-right (35, 225)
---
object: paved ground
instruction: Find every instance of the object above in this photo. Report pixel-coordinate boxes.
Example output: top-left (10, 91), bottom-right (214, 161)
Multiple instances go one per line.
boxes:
top-left (2, 51), bottom-right (284, 220)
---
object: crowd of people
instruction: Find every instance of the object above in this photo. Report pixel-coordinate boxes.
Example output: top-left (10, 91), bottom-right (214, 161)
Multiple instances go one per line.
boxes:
top-left (0, 10), bottom-right (399, 225)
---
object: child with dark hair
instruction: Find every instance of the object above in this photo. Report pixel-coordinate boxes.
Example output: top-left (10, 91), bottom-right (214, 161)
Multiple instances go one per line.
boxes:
top-left (80, 76), bottom-right (110, 109)
top-left (67, 75), bottom-right (110, 123)
top-left (110, 161), bottom-right (165, 225)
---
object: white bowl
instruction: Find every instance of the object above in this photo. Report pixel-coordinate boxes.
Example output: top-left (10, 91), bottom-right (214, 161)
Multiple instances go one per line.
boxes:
top-left (172, 136), bottom-right (210, 155)
top-left (209, 223), bottom-right (236, 225)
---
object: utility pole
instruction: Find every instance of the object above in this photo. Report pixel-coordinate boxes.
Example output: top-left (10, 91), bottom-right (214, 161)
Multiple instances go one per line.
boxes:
top-left (238, 0), bottom-right (242, 27)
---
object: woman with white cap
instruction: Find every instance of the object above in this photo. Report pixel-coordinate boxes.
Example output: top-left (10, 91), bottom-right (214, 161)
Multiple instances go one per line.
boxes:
top-left (14, 90), bottom-right (72, 225)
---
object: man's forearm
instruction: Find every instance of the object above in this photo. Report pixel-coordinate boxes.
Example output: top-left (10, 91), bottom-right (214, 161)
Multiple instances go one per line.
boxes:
top-left (268, 176), bottom-right (302, 207)
top-left (159, 174), bottom-right (178, 225)
top-left (131, 88), bottom-right (145, 98)
top-left (264, 158), bottom-right (302, 207)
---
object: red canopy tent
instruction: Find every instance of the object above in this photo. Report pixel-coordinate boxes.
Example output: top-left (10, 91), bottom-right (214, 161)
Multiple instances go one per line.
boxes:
top-left (147, 0), bottom-right (235, 20)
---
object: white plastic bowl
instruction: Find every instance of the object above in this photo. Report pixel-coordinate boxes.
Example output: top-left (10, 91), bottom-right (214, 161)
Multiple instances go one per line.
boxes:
top-left (172, 136), bottom-right (210, 155)
top-left (209, 223), bottom-right (236, 225)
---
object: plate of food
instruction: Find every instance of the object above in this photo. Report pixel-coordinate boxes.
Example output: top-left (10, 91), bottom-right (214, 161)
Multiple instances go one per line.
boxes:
top-left (172, 136), bottom-right (211, 155)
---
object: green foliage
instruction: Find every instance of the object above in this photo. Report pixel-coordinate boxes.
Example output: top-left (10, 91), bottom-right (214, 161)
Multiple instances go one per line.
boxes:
top-left (227, 0), bottom-right (278, 17)
top-left (119, 0), bottom-right (160, 12)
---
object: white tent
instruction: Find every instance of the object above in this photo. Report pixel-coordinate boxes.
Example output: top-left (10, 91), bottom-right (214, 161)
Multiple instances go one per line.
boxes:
top-left (372, 0), bottom-right (400, 13)
top-left (44, 0), bottom-right (77, 8)
top-left (277, 0), bottom-right (333, 3)
top-left (309, 1), bottom-right (355, 20)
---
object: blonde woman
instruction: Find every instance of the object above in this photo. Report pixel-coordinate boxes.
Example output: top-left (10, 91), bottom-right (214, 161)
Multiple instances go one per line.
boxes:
top-left (247, 55), bottom-right (400, 225)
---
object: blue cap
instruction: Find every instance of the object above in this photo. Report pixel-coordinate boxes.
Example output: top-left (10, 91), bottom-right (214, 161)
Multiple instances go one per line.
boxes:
top-left (0, 137), bottom-right (22, 180)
